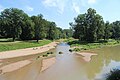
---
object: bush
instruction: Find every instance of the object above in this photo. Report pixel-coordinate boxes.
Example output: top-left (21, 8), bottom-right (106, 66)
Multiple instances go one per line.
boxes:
top-left (73, 48), bottom-right (81, 51)
top-left (69, 49), bottom-right (73, 52)
top-left (59, 52), bottom-right (63, 54)
top-left (50, 52), bottom-right (53, 54)
top-left (106, 69), bottom-right (120, 80)
top-left (81, 47), bottom-right (87, 50)
top-left (47, 52), bottom-right (50, 54)
top-left (42, 54), bottom-right (48, 57)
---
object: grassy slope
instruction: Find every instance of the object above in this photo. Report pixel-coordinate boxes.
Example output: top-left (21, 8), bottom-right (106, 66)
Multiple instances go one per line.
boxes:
top-left (0, 40), bottom-right (52, 52)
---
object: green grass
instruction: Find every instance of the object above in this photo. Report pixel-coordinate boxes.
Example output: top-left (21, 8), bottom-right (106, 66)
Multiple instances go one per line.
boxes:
top-left (66, 39), bottom-right (120, 52)
top-left (0, 40), bottom-right (52, 52)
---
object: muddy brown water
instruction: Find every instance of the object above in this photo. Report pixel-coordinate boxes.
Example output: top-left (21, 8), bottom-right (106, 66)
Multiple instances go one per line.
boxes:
top-left (0, 42), bottom-right (120, 80)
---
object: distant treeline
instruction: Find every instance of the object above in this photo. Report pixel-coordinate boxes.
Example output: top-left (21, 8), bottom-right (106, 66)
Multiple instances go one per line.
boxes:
top-left (70, 8), bottom-right (120, 42)
top-left (0, 8), bottom-right (73, 42)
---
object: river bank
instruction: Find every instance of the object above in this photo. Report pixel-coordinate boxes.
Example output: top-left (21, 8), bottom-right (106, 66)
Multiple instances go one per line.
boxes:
top-left (0, 41), bottom-right (58, 59)
top-left (66, 39), bottom-right (120, 52)
top-left (0, 40), bottom-right (52, 52)
top-left (0, 57), bottom-right (56, 75)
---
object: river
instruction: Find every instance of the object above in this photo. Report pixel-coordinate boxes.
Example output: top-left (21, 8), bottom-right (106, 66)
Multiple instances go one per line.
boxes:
top-left (0, 42), bottom-right (120, 80)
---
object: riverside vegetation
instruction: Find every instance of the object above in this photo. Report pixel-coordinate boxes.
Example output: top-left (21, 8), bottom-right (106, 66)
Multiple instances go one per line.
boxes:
top-left (66, 38), bottom-right (120, 52)
top-left (0, 8), bottom-right (73, 42)
top-left (68, 8), bottom-right (120, 52)
top-left (0, 8), bottom-right (73, 52)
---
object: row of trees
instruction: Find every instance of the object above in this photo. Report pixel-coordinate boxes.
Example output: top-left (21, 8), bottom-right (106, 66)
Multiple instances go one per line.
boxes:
top-left (70, 8), bottom-right (120, 42)
top-left (0, 8), bottom-right (73, 42)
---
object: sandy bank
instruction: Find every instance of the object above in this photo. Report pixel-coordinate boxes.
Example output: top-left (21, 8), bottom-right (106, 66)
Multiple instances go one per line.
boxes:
top-left (41, 57), bottom-right (56, 72)
top-left (0, 57), bottom-right (56, 74)
top-left (0, 60), bottom-right (31, 74)
top-left (0, 57), bottom-right (56, 75)
top-left (75, 52), bottom-right (97, 62)
top-left (0, 42), bottom-right (58, 59)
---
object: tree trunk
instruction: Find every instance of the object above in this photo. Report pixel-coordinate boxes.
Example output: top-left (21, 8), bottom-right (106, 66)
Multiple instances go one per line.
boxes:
top-left (37, 39), bottom-right (39, 43)
top-left (13, 37), bottom-right (15, 42)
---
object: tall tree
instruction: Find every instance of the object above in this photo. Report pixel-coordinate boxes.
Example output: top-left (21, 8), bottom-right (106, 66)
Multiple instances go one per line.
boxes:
top-left (47, 22), bottom-right (57, 40)
top-left (20, 19), bottom-right (35, 40)
top-left (31, 14), bottom-right (44, 42)
top-left (104, 21), bottom-right (112, 40)
top-left (70, 8), bottom-right (104, 42)
top-left (63, 29), bottom-right (73, 38)
top-left (0, 8), bottom-right (28, 41)
top-left (111, 21), bottom-right (120, 39)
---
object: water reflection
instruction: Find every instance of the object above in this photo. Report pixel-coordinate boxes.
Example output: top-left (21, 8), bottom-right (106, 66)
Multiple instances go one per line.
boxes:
top-left (85, 45), bottom-right (120, 80)
top-left (95, 60), bottom-right (120, 80)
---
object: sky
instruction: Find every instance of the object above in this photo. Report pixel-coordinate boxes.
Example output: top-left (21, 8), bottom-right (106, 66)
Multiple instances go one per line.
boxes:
top-left (0, 0), bottom-right (120, 29)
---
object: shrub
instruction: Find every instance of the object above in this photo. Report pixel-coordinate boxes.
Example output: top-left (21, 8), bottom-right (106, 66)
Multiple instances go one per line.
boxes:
top-left (73, 48), bottom-right (80, 51)
top-left (69, 49), bottom-right (73, 52)
top-left (47, 52), bottom-right (50, 54)
top-left (50, 52), bottom-right (53, 54)
top-left (42, 54), bottom-right (48, 57)
top-left (106, 69), bottom-right (120, 80)
top-left (59, 52), bottom-right (63, 54)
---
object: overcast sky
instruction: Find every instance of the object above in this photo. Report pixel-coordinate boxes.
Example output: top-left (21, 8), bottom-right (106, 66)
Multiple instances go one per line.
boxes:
top-left (0, 0), bottom-right (120, 29)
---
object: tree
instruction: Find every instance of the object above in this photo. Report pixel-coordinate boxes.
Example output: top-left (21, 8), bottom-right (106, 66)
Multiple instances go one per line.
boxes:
top-left (0, 16), bottom-right (6, 37)
top-left (63, 29), bottom-right (73, 38)
top-left (70, 8), bottom-right (104, 42)
top-left (0, 8), bottom-right (28, 41)
top-left (47, 22), bottom-right (57, 40)
top-left (111, 21), bottom-right (120, 39)
top-left (104, 21), bottom-right (112, 40)
top-left (56, 27), bottom-right (63, 39)
top-left (106, 69), bottom-right (120, 80)
top-left (71, 14), bottom-right (86, 39)
top-left (95, 14), bottom-right (105, 40)
top-left (20, 19), bottom-right (35, 40)
top-left (31, 14), bottom-right (44, 42)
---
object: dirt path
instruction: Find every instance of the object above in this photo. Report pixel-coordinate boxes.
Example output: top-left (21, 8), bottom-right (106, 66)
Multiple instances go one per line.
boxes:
top-left (0, 42), bottom-right (58, 59)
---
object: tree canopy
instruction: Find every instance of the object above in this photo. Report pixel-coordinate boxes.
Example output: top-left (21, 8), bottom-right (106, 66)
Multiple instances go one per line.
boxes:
top-left (0, 8), bottom-right (73, 42)
top-left (70, 8), bottom-right (120, 42)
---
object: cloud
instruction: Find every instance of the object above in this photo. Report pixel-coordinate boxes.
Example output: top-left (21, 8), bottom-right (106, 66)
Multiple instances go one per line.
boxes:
top-left (42, 0), bottom-right (57, 7)
top-left (0, 5), bottom-right (5, 12)
top-left (42, 0), bottom-right (96, 14)
top-left (26, 6), bottom-right (34, 12)
top-left (42, 0), bottom-right (66, 14)
top-left (88, 0), bottom-right (96, 4)
top-left (72, 2), bottom-right (80, 14)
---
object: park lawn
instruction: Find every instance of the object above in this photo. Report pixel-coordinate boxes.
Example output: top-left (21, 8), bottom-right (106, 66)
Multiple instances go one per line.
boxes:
top-left (0, 40), bottom-right (52, 52)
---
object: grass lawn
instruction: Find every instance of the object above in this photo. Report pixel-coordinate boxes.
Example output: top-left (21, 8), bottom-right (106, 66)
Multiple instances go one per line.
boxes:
top-left (0, 39), bottom-right (52, 52)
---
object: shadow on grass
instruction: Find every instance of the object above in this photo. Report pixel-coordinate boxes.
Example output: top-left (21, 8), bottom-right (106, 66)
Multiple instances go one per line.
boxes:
top-left (68, 40), bottom-right (87, 45)
top-left (67, 39), bottom-right (108, 45)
